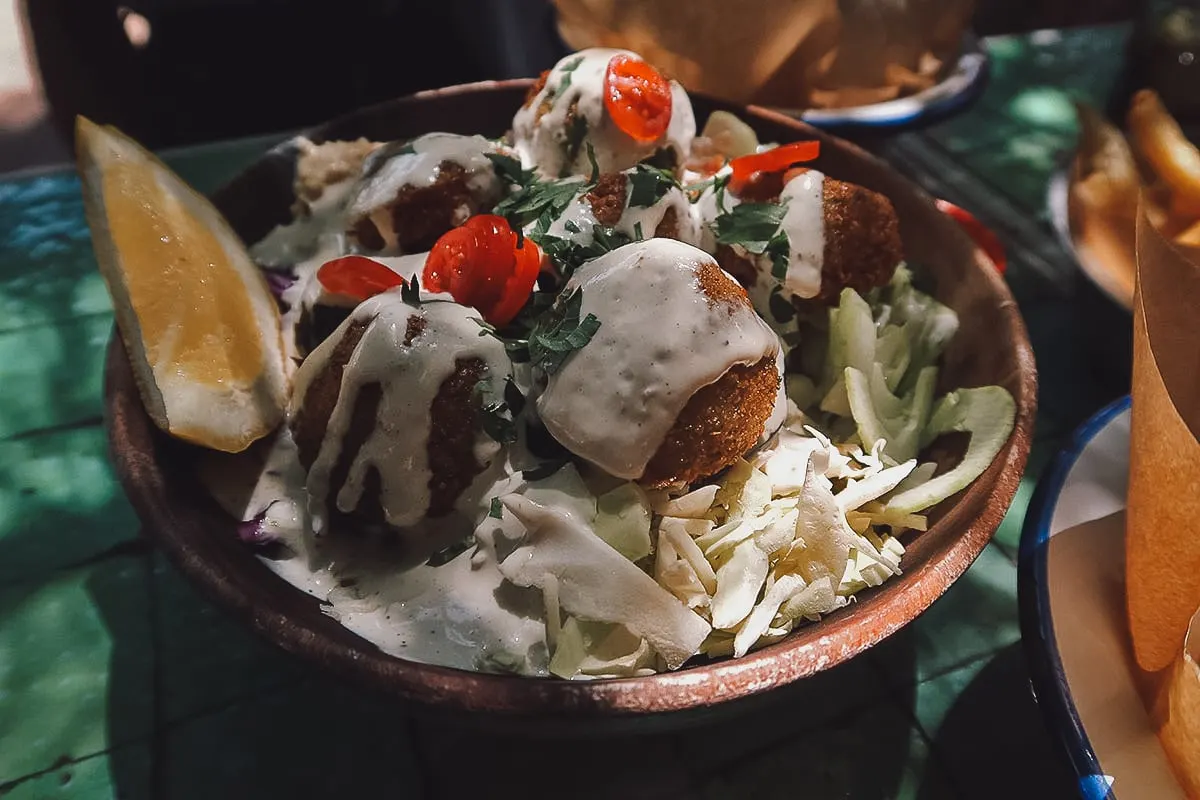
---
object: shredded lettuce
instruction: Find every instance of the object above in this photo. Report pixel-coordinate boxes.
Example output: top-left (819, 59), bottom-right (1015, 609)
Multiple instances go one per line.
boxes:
top-left (496, 495), bottom-right (711, 669)
top-left (885, 386), bottom-right (1016, 514)
top-left (594, 483), bottom-right (652, 562)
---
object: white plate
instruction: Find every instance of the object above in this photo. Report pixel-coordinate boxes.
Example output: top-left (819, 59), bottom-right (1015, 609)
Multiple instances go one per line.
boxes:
top-left (791, 33), bottom-right (989, 129)
top-left (1019, 397), bottom-right (1186, 799)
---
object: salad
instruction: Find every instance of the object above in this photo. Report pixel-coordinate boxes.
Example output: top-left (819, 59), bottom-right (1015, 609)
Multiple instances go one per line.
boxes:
top-left (83, 47), bottom-right (1016, 679)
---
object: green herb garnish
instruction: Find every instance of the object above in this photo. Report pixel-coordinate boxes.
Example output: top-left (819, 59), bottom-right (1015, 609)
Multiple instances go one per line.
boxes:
top-left (633, 221), bottom-right (645, 240)
top-left (532, 223), bottom-right (633, 281)
top-left (714, 202), bottom-right (786, 247)
top-left (401, 275), bottom-right (422, 306)
top-left (627, 164), bottom-right (677, 208)
top-left (475, 378), bottom-right (518, 444)
top-left (556, 56), bottom-right (585, 96)
top-left (485, 151), bottom-right (534, 188)
top-left (523, 460), bottom-right (568, 482)
top-left (768, 287), bottom-right (796, 323)
top-left (471, 317), bottom-right (531, 363)
top-left (494, 177), bottom-right (585, 230)
top-left (563, 115), bottom-right (590, 175)
top-left (766, 232), bottom-right (790, 280)
top-left (528, 289), bottom-right (601, 375)
top-left (488, 497), bottom-right (504, 519)
top-left (585, 142), bottom-right (600, 183)
top-left (426, 537), bottom-right (473, 566)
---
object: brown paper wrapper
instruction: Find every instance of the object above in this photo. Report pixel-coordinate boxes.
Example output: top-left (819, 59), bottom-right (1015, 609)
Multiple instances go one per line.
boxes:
top-left (1160, 612), bottom-right (1200, 797)
top-left (1129, 208), bottom-right (1200, 795)
top-left (550, 0), bottom-right (971, 109)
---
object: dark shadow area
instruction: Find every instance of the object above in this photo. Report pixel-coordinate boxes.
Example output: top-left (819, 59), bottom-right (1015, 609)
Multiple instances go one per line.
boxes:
top-left (924, 643), bottom-right (1077, 798)
top-left (20, 0), bottom-right (568, 156)
top-left (82, 549), bottom-right (925, 799)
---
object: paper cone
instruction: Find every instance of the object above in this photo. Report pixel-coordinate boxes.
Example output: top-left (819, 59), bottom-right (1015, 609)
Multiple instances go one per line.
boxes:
top-left (1129, 208), bottom-right (1200, 796)
top-left (1160, 611), bottom-right (1200, 797)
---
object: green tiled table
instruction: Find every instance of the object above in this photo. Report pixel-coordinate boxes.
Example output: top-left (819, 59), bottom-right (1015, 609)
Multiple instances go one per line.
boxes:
top-left (0, 26), bottom-right (1130, 799)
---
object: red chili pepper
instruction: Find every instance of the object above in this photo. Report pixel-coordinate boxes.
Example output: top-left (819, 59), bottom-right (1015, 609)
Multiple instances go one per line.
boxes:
top-left (603, 54), bottom-right (673, 143)
top-left (728, 141), bottom-right (820, 196)
top-left (935, 199), bottom-right (1007, 275)
top-left (316, 255), bottom-right (406, 300)
top-left (423, 214), bottom-right (542, 326)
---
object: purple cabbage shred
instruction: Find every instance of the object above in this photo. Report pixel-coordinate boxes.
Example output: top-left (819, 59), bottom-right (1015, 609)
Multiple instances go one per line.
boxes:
top-left (263, 269), bottom-right (296, 300)
top-left (236, 510), bottom-right (278, 546)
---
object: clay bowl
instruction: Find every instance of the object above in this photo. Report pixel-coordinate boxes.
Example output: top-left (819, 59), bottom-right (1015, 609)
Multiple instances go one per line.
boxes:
top-left (105, 80), bottom-right (1037, 727)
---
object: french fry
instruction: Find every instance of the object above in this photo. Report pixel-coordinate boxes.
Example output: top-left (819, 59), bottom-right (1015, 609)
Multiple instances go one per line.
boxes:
top-left (1076, 101), bottom-right (1141, 192)
top-left (1173, 217), bottom-right (1200, 247)
top-left (1127, 89), bottom-right (1200, 218)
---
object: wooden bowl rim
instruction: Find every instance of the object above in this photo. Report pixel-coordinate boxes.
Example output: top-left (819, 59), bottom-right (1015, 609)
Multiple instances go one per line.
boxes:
top-left (104, 78), bottom-right (1037, 719)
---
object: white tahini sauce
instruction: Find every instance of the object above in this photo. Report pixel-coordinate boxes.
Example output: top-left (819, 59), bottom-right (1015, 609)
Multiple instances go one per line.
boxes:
top-left (536, 239), bottom-right (779, 480)
top-left (539, 171), bottom-right (700, 248)
top-left (512, 48), bottom-right (696, 178)
top-left (695, 169), bottom-right (827, 303)
top-left (347, 133), bottom-right (508, 253)
top-left (290, 291), bottom-right (513, 529)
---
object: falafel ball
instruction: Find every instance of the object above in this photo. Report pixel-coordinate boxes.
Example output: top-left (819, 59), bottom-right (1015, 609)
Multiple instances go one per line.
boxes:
top-left (523, 165), bottom-right (701, 278)
top-left (344, 133), bottom-right (513, 255)
top-left (513, 48), bottom-right (696, 179)
top-left (697, 168), bottom-right (903, 308)
top-left (535, 239), bottom-right (782, 487)
top-left (290, 290), bottom-right (513, 529)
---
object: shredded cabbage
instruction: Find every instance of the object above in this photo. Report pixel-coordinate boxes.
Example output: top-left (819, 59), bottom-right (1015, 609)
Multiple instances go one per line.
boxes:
top-left (494, 496), bottom-right (711, 669)
top-left (494, 263), bottom-right (1016, 674)
top-left (885, 386), bottom-right (1017, 513)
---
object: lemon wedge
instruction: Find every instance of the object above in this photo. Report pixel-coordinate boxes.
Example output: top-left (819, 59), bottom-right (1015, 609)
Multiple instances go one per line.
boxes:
top-left (77, 116), bottom-right (288, 453)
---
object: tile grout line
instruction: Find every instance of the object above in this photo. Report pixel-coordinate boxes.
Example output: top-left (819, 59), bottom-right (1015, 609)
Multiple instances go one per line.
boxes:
top-left (0, 747), bottom-right (124, 795)
top-left (0, 414), bottom-right (104, 443)
top-left (0, 309), bottom-right (113, 340)
top-left (147, 551), bottom-right (168, 800)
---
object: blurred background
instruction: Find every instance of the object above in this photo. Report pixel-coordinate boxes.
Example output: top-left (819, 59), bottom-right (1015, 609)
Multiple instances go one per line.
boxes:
top-left (0, 0), bottom-right (1138, 173)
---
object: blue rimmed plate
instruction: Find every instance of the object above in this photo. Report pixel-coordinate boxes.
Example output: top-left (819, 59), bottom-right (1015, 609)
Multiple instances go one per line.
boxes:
top-left (793, 33), bottom-right (989, 130)
top-left (1019, 396), bottom-right (1186, 799)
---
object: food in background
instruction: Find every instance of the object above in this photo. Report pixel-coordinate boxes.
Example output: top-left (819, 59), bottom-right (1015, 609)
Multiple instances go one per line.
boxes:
top-left (1069, 90), bottom-right (1200, 306)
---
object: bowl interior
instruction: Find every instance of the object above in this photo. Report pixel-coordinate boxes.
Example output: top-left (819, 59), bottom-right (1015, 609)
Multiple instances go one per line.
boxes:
top-left (105, 80), bottom-right (1037, 721)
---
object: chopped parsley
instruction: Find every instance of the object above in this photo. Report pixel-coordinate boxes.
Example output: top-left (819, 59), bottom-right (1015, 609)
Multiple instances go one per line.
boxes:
top-left (493, 177), bottom-right (585, 230)
top-left (685, 172), bottom-right (728, 203)
top-left (768, 287), bottom-right (797, 323)
top-left (528, 289), bottom-right (601, 375)
top-left (626, 164), bottom-right (678, 208)
top-left (633, 221), bottom-right (645, 240)
top-left (426, 537), bottom-right (473, 566)
top-left (485, 152), bottom-right (534, 188)
top-left (504, 375), bottom-right (526, 417)
top-left (531, 219), bottom-right (633, 281)
top-left (642, 147), bottom-right (678, 171)
top-left (585, 142), bottom-right (600, 183)
top-left (472, 317), bottom-right (531, 363)
top-left (713, 201), bottom-right (791, 279)
top-left (556, 56), bottom-right (585, 96)
top-left (488, 497), bottom-right (504, 519)
top-left (474, 377), bottom-right (518, 445)
top-left (562, 115), bottom-right (590, 175)
top-left (401, 275), bottom-right (422, 306)
top-left (523, 460), bottom-right (568, 482)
